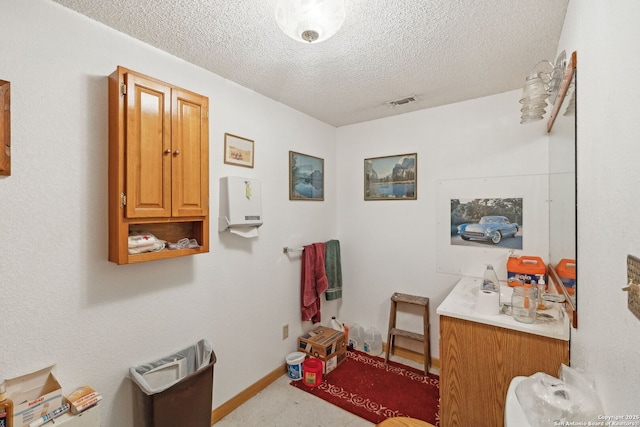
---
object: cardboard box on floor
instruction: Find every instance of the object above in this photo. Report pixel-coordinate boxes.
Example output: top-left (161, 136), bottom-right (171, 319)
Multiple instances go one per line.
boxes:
top-left (5, 365), bottom-right (63, 427)
top-left (298, 326), bottom-right (346, 375)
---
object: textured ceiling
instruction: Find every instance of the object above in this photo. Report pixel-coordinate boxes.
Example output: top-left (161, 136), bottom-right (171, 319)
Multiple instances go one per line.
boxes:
top-left (51, 0), bottom-right (569, 127)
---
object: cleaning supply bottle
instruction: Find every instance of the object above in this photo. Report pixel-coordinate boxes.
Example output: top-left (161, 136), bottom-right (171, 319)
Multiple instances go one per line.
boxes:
top-left (482, 264), bottom-right (500, 292)
top-left (342, 323), bottom-right (349, 347)
top-left (330, 316), bottom-right (344, 332)
top-left (537, 276), bottom-right (548, 310)
top-left (0, 383), bottom-right (13, 427)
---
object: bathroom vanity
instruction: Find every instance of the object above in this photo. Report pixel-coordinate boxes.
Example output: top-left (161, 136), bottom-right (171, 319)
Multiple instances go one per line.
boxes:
top-left (437, 276), bottom-right (569, 427)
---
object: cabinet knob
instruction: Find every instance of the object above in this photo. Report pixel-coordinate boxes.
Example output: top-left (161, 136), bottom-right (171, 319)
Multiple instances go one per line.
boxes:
top-left (164, 149), bottom-right (171, 154)
top-left (174, 150), bottom-right (180, 155)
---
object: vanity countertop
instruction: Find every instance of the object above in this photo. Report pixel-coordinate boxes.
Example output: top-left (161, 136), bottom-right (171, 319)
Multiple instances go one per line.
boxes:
top-left (437, 276), bottom-right (570, 341)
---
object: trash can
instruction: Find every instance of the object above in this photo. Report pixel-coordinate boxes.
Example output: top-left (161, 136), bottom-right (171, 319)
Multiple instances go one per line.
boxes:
top-left (130, 339), bottom-right (216, 427)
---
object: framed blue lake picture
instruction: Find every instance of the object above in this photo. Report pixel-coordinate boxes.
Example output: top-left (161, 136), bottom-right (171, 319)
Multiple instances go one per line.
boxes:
top-left (289, 151), bottom-right (324, 201)
top-left (364, 153), bottom-right (417, 200)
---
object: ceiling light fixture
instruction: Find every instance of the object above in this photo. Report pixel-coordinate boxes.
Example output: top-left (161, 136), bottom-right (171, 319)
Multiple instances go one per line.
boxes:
top-left (275, 0), bottom-right (346, 44)
top-left (519, 51), bottom-right (567, 124)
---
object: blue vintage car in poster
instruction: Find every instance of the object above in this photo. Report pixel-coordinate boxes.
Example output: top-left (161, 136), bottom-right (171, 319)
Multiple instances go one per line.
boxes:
top-left (457, 215), bottom-right (519, 244)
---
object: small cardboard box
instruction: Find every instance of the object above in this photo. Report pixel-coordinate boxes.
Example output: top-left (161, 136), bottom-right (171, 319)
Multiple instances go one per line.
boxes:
top-left (298, 326), bottom-right (346, 374)
top-left (318, 347), bottom-right (347, 375)
top-left (5, 365), bottom-right (63, 427)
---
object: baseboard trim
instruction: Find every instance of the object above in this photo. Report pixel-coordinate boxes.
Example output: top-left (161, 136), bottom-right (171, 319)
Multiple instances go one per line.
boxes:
top-left (210, 347), bottom-right (440, 424)
top-left (383, 343), bottom-right (441, 371)
top-left (211, 364), bottom-right (287, 425)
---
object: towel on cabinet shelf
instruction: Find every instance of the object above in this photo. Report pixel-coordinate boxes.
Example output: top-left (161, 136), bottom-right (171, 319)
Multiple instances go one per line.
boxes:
top-left (128, 231), bottom-right (166, 254)
top-left (324, 240), bottom-right (342, 301)
top-left (301, 242), bottom-right (328, 323)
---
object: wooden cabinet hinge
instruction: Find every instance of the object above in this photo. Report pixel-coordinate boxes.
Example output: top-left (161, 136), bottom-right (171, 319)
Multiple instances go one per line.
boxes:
top-left (120, 192), bottom-right (126, 208)
top-left (120, 83), bottom-right (127, 96)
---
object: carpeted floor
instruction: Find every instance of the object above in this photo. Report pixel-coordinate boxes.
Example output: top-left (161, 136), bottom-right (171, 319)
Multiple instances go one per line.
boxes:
top-left (290, 350), bottom-right (440, 426)
top-left (214, 352), bottom-right (438, 427)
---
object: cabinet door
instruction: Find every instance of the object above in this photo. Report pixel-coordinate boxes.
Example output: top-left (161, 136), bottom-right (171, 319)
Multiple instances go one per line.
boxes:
top-left (440, 316), bottom-right (569, 427)
top-left (125, 72), bottom-right (172, 218)
top-left (171, 88), bottom-right (208, 217)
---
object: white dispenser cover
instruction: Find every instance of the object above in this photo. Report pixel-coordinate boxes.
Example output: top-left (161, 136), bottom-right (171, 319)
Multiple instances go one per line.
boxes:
top-left (218, 176), bottom-right (263, 236)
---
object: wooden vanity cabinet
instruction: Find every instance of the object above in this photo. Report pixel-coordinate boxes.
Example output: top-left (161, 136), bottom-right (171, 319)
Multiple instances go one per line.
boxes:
top-left (108, 67), bottom-right (209, 264)
top-left (439, 316), bottom-right (569, 427)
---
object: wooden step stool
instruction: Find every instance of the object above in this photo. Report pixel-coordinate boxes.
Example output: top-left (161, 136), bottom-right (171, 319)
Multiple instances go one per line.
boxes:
top-left (384, 292), bottom-right (430, 374)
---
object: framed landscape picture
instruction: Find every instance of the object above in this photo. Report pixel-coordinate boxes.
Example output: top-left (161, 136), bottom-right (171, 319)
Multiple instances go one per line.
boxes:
top-left (364, 153), bottom-right (417, 200)
top-left (224, 133), bottom-right (254, 168)
top-left (289, 151), bottom-right (324, 201)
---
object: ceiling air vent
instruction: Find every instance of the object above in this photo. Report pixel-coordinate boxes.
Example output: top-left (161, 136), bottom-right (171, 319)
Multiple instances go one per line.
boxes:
top-left (386, 95), bottom-right (417, 108)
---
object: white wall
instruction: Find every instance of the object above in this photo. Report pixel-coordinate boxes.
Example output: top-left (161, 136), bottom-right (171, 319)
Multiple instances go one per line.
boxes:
top-left (561, 0), bottom-right (640, 414)
top-left (336, 91), bottom-right (551, 358)
top-left (0, 1), bottom-right (338, 426)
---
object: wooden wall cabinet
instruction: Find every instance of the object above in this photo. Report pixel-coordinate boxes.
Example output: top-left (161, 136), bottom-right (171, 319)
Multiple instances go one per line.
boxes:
top-left (108, 67), bottom-right (209, 264)
top-left (439, 316), bottom-right (569, 427)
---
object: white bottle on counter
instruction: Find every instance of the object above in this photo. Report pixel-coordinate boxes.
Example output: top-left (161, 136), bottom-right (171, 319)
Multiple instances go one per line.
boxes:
top-left (482, 264), bottom-right (500, 292)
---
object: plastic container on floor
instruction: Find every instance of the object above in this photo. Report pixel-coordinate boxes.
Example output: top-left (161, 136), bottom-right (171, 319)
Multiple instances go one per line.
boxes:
top-left (348, 323), bottom-right (365, 351)
top-left (285, 352), bottom-right (306, 381)
top-left (363, 327), bottom-right (383, 356)
top-left (303, 358), bottom-right (323, 387)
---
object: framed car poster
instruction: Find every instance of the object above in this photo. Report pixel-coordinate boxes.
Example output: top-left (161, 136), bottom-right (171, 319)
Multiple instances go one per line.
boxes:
top-left (451, 198), bottom-right (522, 248)
top-left (435, 175), bottom-right (549, 279)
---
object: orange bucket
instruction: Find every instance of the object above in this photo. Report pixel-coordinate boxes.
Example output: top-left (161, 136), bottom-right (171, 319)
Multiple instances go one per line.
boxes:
top-left (507, 256), bottom-right (546, 285)
top-left (303, 358), bottom-right (323, 387)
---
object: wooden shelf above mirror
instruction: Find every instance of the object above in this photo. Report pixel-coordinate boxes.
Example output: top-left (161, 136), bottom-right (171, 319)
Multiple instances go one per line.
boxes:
top-left (0, 80), bottom-right (10, 176)
top-left (547, 51), bottom-right (577, 133)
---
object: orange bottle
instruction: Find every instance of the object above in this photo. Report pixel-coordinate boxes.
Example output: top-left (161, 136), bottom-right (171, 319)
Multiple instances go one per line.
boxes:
top-left (343, 323), bottom-right (349, 346)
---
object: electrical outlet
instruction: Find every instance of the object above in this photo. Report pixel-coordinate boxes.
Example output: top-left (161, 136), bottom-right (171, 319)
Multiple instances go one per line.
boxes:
top-left (282, 324), bottom-right (289, 340)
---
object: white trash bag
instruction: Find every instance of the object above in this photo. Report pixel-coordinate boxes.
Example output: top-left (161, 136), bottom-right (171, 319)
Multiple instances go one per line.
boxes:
top-left (515, 364), bottom-right (604, 426)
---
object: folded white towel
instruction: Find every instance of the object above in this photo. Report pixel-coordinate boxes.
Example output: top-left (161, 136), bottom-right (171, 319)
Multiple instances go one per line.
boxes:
top-left (128, 231), bottom-right (165, 254)
top-left (128, 232), bottom-right (158, 248)
top-left (128, 240), bottom-right (165, 254)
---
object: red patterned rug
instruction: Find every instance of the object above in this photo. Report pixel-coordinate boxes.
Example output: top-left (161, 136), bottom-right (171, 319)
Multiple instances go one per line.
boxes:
top-left (290, 350), bottom-right (440, 425)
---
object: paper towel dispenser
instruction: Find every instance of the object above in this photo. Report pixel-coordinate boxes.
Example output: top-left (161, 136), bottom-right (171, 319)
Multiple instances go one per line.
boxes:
top-left (218, 176), bottom-right (263, 237)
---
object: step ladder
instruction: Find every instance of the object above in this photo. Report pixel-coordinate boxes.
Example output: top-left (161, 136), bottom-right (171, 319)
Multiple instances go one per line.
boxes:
top-left (385, 292), bottom-right (431, 374)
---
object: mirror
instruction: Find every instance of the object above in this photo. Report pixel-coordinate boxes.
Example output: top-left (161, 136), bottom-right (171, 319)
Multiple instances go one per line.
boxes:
top-left (548, 51), bottom-right (577, 327)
